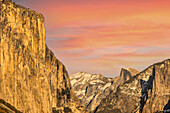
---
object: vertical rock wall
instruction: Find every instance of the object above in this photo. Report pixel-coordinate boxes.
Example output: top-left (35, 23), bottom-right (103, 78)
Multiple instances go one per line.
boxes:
top-left (0, 0), bottom-right (87, 112)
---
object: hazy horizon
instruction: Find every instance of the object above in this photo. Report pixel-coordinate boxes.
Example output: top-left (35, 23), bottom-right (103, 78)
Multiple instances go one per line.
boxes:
top-left (12, 0), bottom-right (170, 78)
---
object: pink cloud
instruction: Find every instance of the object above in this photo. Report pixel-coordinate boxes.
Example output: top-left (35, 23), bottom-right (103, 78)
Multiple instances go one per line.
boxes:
top-left (14, 0), bottom-right (170, 77)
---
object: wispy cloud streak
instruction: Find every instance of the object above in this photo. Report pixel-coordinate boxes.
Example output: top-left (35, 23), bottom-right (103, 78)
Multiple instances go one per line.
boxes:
top-left (13, 0), bottom-right (170, 77)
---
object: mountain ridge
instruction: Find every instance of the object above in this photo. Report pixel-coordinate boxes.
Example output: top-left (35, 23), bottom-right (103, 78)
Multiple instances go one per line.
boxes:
top-left (70, 68), bottom-right (139, 112)
top-left (95, 59), bottom-right (170, 113)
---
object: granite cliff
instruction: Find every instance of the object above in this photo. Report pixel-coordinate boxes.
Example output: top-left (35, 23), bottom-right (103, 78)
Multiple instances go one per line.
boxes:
top-left (70, 68), bottom-right (138, 113)
top-left (95, 59), bottom-right (170, 113)
top-left (113, 68), bottom-right (139, 90)
top-left (0, 0), bottom-right (87, 112)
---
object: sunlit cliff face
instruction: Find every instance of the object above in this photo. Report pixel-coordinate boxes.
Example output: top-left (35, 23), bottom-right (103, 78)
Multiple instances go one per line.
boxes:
top-left (13, 0), bottom-right (170, 77)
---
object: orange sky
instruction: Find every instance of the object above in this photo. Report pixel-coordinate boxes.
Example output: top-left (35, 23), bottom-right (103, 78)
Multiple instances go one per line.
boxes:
top-left (13, 0), bottom-right (170, 77)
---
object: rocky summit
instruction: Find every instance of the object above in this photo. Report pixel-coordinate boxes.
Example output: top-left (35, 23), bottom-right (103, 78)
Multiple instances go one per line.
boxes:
top-left (70, 68), bottom-right (138, 113)
top-left (95, 59), bottom-right (170, 113)
top-left (0, 0), bottom-right (87, 112)
top-left (113, 68), bottom-right (139, 90)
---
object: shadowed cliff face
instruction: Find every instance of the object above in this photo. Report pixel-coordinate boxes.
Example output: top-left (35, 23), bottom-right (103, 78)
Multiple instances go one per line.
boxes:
top-left (140, 66), bottom-right (155, 113)
top-left (95, 59), bottom-right (170, 113)
top-left (0, 0), bottom-right (87, 112)
top-left (163, 100), bottom-right (170, 113)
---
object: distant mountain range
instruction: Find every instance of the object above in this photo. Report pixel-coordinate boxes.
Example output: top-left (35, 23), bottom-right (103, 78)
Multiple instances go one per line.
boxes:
top-left (70, 68), bottom-right (139, 112)
top-left (71, 60), bottom-right (170, 113)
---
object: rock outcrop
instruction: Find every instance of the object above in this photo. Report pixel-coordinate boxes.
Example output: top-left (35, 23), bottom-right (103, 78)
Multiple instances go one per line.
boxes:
top-left (113, 68), bottom-right (139, 89)
top-left (0, 99), bottom-right (21, 113)
top-left (95, 59), bottom-right (170, 113)
top-left (0, 0), bottom-right (87, 112)
top-left (70, 69), bottom-right (138, 113)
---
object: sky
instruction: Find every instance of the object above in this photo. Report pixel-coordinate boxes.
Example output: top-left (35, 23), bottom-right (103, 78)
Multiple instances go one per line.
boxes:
top-left (13, 0), bottom-right (170, 77)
